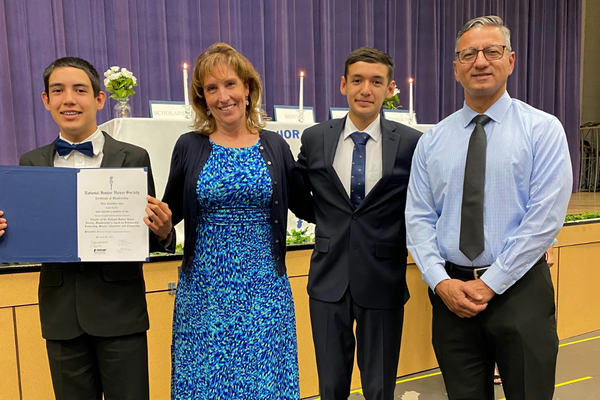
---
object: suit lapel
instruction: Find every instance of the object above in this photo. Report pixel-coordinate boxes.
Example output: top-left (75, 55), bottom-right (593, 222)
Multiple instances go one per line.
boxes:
top-left (359, 117), bottom-right (401, 209)
top-left (99, 132), bottom-right (126, 168)
top-left (38, 142), bottom-right (57, 166)
top-left (324, 118), bottom-right (354, 209)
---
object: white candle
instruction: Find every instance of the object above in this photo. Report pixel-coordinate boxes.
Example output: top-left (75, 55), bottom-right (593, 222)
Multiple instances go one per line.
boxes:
top-left (299, 71), bottom-right (304, 112)
top-left (183, 63), bottom-right (189, 106)
top-left (409, 78), bottom-right (414, 115)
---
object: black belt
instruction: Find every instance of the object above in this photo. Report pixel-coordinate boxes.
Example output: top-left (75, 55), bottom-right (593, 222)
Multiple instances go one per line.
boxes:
top-left (445, 256), bottom-right (546, 281)
top-left (444, 262), bottom-right (490, 281)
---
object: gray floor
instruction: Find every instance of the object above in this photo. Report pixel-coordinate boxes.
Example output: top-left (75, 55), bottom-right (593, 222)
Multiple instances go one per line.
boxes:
top-left (309, 329), bottom-right (600, 399)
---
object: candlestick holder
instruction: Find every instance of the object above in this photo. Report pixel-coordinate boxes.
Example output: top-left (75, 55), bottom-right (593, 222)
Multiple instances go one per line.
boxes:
top-left (408, 112), bottom-right (416, 125)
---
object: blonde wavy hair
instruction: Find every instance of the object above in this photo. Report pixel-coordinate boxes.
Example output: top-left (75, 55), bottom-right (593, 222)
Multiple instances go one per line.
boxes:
top-left (190, 43), bottom-right (266, 135)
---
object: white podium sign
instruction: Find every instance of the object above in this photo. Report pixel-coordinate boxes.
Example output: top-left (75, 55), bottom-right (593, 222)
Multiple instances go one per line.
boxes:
top-left (329, 108), bottom-right (349, 119)
top-left (273, 106), bottom-right (315, 124)
top-left (382, 109), bottom-right (416, 125)
top-left (149, 101), bottom-right (194, 120)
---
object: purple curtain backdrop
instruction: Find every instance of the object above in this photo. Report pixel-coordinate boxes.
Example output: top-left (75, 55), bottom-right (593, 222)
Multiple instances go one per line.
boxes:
top-left (0, 0), bottom-right (581, 189)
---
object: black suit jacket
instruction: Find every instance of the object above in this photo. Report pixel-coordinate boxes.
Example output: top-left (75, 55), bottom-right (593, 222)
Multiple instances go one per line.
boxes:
top-left (298, 117), bottom-right (421, 309)
top-left (19, 132), bottom-right (157, 340)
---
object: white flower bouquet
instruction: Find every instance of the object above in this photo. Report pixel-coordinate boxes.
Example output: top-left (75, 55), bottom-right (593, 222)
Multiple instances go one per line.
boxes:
top-left (383, 87), bottom-right (402, 109)
top-left (103, 66), bottom-right (138, 100)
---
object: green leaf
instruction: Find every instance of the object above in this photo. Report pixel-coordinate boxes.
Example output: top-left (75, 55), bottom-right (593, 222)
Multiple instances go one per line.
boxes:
top-left (564, 212), bottom-right (600, 222)
top-left (286, 228), bottom-right (314, 245)
top-left (382, 93), bottom-right (402, 110)
top-left (115, 88), bottom-right (127, 98)
top-left (104, 72), bottom-right (137, 100)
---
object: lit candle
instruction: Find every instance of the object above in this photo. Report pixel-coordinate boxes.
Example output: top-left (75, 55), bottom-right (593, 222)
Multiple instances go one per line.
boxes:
top-left (183, 63), bottom-right (189, 106)
top-left (409, 78), bottom-right (414, 115)
top-left (299, 71), bottom-right (304, 112)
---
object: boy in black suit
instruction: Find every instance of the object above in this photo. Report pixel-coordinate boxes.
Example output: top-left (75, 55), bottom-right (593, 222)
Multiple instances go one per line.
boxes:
top-left (1, 57), bottom-right (171, 400)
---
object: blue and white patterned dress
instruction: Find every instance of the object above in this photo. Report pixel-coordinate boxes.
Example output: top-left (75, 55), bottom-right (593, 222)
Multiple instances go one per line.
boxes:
top-left (171, 139), bottom-right (300, 399)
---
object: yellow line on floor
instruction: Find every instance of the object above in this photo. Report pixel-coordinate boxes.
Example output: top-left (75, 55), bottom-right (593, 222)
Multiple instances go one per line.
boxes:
top-left (312, 387), bottom-right (365, 400)
top-left (309, 335), bottom-right (597, 400)
top-left (555, 376), bottom-right (593, 387)
top-left (497, 377), bottom-right (593, 400)
top-left (560, 335), bottom-right (600, 347)
top-left (396, 371), bottom-right (442, 384)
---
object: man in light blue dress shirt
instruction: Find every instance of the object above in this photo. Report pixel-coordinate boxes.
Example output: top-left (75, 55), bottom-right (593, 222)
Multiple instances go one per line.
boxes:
top-left (406, 16), bottom-right (572, 400)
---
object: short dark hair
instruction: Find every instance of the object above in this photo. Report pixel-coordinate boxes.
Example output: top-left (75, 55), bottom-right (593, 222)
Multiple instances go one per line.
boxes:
top-left (43, 57), bottom-right (101, 97)
top-left (344, 47), bottom-right (394, 84)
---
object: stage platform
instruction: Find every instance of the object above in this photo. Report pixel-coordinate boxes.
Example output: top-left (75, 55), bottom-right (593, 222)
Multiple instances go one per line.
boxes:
top-left (567, 192), bottom-right (600, 214)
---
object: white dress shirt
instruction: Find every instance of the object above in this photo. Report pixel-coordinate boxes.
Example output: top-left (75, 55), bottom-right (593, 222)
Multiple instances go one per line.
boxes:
top-left (53, 127), bottom-right (105, 168)
top-left (333, 115), bottom-right (383, 198)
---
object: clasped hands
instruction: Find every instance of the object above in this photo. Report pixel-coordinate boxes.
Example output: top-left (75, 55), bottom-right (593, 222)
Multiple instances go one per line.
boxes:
top-left (435, 278), bottom-right (496, 318)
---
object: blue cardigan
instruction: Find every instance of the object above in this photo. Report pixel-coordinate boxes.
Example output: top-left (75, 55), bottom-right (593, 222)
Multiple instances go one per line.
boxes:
top-left (162, 130), bottom-right (314, 275)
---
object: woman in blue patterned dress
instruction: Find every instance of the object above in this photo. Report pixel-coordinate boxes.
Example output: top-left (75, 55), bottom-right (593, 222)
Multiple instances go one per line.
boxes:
top-left (147, 43), bottom-right (313, 399)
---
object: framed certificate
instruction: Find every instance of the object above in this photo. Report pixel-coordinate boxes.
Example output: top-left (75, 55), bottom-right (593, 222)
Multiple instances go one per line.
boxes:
top-left (0, 166), bottom-right (149, 263)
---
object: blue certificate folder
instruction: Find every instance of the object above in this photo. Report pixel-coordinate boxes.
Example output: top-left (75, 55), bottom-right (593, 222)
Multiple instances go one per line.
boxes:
top-left (0, 166), bottom-right (79, 262)
top-left (0, 166), bottom-right (148, 263)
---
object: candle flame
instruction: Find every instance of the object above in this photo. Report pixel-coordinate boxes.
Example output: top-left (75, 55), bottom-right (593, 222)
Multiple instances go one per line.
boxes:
top-left (300, 71), bottom-right (305, 77)
top-left (409, 78), bottom-right (414, 83)
top-left (183, 63), bottom-right (188, 70)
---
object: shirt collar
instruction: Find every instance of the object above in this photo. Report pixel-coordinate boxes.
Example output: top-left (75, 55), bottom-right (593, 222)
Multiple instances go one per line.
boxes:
top-left (58, 127), bottom-right (104, 158)
top-left (342, 114), bottom-right (382, 142)
top-left (460, 91), bottom-right (512, 128)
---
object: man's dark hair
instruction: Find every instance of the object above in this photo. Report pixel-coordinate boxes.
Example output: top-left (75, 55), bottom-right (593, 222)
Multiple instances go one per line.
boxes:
top-left (43, 57), bottom-right (101, 97)
top-left (344, 47), bottom-right (394, 84)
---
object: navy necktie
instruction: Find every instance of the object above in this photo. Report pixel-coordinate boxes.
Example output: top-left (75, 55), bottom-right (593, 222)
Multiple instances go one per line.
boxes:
top-left (459, 114), bottom-right (491, 261)
top-left (55, 138), bottom-right (94, 157)
top-left (350, 131), bottom-right (369, 208)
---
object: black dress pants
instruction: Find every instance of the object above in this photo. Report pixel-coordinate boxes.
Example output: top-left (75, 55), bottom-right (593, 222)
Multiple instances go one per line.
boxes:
top-left (309, 289), bottom-right (404, 400)
top-left (45, 331), bottom-right (149, 400)
top-left (430, 259), bottom-right (558, 400)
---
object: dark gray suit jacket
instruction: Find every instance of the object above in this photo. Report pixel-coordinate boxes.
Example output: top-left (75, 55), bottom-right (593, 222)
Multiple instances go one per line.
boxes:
top-left (19, 132), bottom-right (158, 340)
top-left (297, 117), bottom-right (421, 309)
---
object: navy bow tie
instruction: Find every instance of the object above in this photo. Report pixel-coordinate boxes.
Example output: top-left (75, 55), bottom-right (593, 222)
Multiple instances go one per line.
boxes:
top-left (55, 138), bottom-right (94, 157)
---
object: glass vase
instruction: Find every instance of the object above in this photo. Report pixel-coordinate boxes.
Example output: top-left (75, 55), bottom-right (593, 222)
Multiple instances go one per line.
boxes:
top-left (113, 98), bottom-right (132, 118)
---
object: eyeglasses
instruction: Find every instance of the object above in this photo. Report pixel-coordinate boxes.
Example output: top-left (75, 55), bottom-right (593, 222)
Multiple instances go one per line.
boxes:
top-left (455, 45), bottom-right (507, 64)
